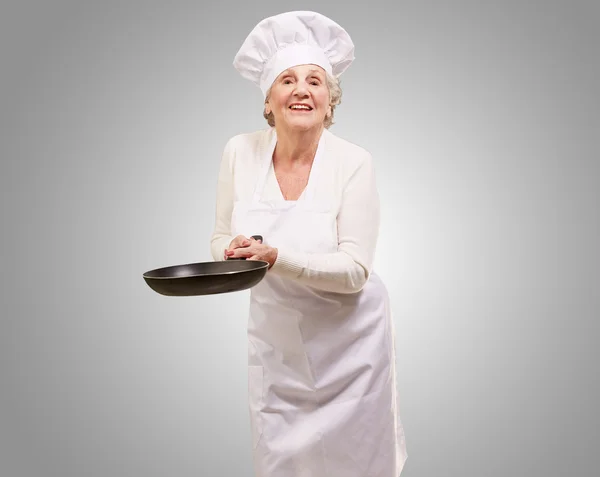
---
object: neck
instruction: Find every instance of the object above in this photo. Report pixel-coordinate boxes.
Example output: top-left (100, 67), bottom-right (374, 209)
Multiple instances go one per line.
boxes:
top-left (273, 124), bottom-right (324, 166)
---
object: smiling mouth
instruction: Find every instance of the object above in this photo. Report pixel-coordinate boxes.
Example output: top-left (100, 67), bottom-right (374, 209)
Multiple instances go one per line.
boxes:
top-left (289, 105), bottom-right (313, 111)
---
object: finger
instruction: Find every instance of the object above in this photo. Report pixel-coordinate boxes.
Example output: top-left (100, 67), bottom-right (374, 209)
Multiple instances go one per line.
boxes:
top-left (229, 236), bottom-right (251, 251)
top-left (231, 238), bottom-right (248, 248)
top-left (230, 247), bottom-right (253, 259)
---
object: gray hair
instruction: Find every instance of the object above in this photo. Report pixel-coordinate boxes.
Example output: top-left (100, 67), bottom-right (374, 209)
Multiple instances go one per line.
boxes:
top-left (263, 73), bottom-right (343, 129)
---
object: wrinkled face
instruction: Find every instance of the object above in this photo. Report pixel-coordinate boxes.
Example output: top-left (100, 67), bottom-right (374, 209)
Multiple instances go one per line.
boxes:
top-left (266, 64), bottom-right (331, 131)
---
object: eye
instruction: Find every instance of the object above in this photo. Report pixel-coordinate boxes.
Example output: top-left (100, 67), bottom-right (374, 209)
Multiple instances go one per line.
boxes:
top-left (282, 78), bottom-right (293, 84)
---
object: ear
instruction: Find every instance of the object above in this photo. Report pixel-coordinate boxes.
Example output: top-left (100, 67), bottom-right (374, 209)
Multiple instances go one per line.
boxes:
top-left (264, 100), bottom-right (271, 115)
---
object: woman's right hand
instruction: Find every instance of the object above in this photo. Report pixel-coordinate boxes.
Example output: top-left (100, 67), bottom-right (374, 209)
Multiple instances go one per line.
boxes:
top-left (224, 235), bottom-right (258, 259)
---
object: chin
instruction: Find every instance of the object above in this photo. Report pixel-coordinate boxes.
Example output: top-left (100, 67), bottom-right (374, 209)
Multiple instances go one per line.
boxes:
top-left (284, 119), bottom-right (322, 131)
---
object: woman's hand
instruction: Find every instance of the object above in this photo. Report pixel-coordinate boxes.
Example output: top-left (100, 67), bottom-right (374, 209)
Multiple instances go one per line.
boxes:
top-left (224, 235), bottom-right (253, 259)
top-left (225, 235), bottom-right (278, 268)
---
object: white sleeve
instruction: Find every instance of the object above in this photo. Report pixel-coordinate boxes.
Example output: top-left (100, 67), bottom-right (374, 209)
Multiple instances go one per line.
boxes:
top-left (210, 138), bottom-right (235, 261)
top-left (269, 152), bottom-right (380, 294)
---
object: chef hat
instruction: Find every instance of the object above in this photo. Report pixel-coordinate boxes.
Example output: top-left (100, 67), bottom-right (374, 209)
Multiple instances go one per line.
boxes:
top-left (233, 11), bottom-right (355, 97)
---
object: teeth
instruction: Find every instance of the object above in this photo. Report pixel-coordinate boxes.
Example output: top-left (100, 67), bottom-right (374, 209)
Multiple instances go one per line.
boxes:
top-left (291, 105), bottom-right (311, 110)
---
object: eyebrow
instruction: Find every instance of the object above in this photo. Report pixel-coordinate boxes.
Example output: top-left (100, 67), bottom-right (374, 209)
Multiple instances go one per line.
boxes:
top-left (280, 69), bottom-right (324, 79)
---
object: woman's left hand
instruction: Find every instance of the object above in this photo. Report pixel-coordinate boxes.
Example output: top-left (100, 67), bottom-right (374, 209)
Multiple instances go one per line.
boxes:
top-left (225, 238), bottom-right (278, 269)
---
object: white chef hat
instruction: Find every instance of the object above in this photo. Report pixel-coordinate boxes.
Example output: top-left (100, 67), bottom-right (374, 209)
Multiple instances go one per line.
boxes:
top-left (233, 11), bottom-right (355, 97)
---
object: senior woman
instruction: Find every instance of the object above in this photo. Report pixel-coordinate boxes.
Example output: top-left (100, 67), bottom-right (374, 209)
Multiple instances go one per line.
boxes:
top-left (210, 11), bottom-right (407, 477)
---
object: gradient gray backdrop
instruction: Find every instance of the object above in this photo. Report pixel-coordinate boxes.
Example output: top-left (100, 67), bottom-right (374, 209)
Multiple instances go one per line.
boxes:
top-left (1, 1), bottom-right (598, 476)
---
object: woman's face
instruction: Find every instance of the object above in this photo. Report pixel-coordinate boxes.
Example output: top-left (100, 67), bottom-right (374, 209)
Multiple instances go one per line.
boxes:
top-left (266, 64), bottom-right (331, 132)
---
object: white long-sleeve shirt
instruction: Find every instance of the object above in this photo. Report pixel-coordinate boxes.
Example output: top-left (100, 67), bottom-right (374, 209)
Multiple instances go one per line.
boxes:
top-left (210, 127), bottom-right (381, 294)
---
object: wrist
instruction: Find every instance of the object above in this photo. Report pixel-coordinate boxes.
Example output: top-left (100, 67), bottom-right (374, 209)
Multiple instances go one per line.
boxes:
top-left (268, 247), bottom-right (278, 269)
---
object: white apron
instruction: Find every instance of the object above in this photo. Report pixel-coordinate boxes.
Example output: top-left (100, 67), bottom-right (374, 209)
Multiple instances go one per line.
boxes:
top-left (231, 132), bottom-right (407, 477)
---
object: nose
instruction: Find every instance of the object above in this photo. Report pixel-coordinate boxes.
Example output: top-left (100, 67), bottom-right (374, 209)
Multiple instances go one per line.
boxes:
top-left (293, 80), bottom-right (310, 97)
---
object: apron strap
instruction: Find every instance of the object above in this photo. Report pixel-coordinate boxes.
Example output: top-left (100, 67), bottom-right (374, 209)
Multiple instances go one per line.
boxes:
top-left (251, 131), bottom-right (278, 203)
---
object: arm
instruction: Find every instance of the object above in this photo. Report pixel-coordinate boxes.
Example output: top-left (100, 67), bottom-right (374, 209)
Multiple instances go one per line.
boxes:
top-left (210, 138), bottom-right (235, 261)
top-left (269, 152), bottom-right (380, 294)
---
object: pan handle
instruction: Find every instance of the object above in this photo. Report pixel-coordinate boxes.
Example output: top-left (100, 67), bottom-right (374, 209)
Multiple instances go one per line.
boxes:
top-left (227, 235), bottom-right (263, 260)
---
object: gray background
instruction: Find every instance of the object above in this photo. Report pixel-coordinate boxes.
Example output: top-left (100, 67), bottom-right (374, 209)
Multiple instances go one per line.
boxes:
top-left (1, 0), bottom-right (598, 476)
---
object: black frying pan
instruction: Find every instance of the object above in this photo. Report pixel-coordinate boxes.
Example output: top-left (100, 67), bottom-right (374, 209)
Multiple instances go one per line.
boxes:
top-left (143, 235), bottom-right (268, 296)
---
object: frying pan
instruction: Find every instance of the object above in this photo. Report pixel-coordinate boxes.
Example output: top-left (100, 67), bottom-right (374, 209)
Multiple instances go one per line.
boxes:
top-left (143, 235), bottom-right (268, 297)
